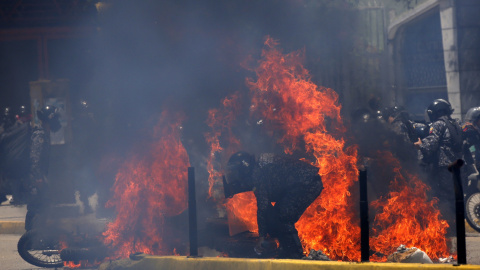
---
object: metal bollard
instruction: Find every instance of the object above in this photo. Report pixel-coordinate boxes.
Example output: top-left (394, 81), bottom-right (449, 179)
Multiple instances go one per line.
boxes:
top-left (448, 159), bottom-right (466, 265)
top-left (359, 169), bottom-right (370, 262)
top-left (188, 167), bottom-right (199, 257)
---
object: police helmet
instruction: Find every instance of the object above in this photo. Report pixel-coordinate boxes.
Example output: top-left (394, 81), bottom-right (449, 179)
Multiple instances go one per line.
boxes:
top-left (18, 105), bottom-right (28, 117)
top-left (15, 105), bottom-right (32, 122)
top-left (413, 122), bottom-right (430, 139)
top-left (1, 107), bottom-right (15, 129)
top-left (224, 151), bottom-right (255, 198)
top-left (426, 99), bottom-right (454, 122)
top-left (37, 105), bottom-right (61, 132)
top-left (383, 106), bottom-right (405, 119)
top-left (465, 107), bottom-right (480, 126)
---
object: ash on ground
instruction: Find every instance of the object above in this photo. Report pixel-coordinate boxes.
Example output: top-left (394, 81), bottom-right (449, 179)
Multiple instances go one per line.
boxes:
top-left (302, 249), bottom-right (331, 261)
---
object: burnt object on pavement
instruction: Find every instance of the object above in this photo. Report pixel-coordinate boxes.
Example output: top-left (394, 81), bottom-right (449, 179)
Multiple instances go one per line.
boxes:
top-left (387, 245), bottom-right (432, 263)
top-left (303, 249), bottom-right (331, 261)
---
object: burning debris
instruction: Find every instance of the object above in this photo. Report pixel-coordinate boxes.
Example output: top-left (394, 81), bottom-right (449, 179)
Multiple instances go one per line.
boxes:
top-left (303, 249), bottom-right (331, 261)
top-left (387, 245), bottom-right (433, 264)
top-left (369, 151), bottom-right (450, 261)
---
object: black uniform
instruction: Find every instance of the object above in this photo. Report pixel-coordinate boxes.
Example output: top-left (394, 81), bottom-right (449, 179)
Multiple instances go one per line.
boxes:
top-left (418, 115), bottom-right (463, 235)
top-left (25, 125), bottom-right (50, 230)
top-left (462, 123), bottom-right (480, 166)
top-left (251, 153), bottom-right (323, 258)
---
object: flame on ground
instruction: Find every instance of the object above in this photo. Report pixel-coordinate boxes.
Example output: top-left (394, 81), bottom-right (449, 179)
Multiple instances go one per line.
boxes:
top-left (102, 110), bottom-right (190, 258)
top-left (205, 36), bottom-right (451, 262)
top-left (369, 151), bottom-right (450, 261)
top-left (63, 261), bottom-right (81, 268)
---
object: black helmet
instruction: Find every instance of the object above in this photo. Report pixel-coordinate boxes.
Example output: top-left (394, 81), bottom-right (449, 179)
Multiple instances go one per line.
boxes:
top-left (1, 107), bottom-right (15, 130)
top-left (16, 105), bottom-right (32, 122)
top-left (224, 151), bottom-right (255, 198)
top-left (383, 106), bottom-right (405, 120)
top-left (3, 107), bottom-right (12, 117)
top-left (413, 122), bottom-right (430, 139)
top-left (17, 105), bottom-right (28, 117)
top-left (465, 107), bottom-right (480, 126)
top-left (426, 99), bottom-right (453, 122)
top-left (37, 105), bottom-right (61, 132)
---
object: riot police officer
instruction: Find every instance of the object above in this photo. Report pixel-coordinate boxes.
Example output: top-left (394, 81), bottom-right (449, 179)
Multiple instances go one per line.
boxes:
top-left (25, 105), bottom-right (62, 230)
top-left (414, 99), bottom-right (463, 236)
top-left (1, 105), bottom-right (32, 205)
top-left (463, 107), bottom-right (480, 163)
top-left (383, 105), bottom-right (417, 143)
top-left (462, 107), bottom-right (480, 188)
top-left (224, 151), bottom-right (323, 259)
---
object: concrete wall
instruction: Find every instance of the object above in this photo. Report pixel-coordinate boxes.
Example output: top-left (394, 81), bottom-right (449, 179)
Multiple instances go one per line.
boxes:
top-left (456, 0), bottom-right (480, 116)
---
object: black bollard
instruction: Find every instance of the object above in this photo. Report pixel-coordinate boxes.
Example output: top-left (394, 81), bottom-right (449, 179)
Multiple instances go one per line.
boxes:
top-left (359, 169), bottom-right (369, 262)
top-left (188, 167), bottom-right (198, 257)
top-left (447, 159), bottom-right (466, 265)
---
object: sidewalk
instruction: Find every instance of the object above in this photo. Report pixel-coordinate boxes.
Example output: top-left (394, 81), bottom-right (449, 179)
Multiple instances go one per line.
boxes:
top-left (0, 197), bottom-right (26, 234)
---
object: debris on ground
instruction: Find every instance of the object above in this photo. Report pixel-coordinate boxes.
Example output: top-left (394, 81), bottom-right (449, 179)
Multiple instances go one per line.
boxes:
top-left (439, 256), bottom-right (454, 263)
top-left (387, 244), bottom-right (433, 263)
top-left (302, 249), bottom-right (331, 261)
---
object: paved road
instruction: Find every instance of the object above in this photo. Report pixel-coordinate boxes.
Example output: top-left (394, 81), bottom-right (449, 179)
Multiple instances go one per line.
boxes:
top-left (466, 235), bottom-right (480, 264)
top-left (0, 234), bottom-right (44, 270)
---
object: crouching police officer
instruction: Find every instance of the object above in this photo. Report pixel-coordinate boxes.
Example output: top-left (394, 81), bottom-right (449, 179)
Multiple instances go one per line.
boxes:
top-left (224, 152), bottom-right (323, 259)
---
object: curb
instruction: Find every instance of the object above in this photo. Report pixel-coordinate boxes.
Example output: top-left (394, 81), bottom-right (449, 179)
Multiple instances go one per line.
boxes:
top-left (0, 221), bottom-right (25, 234)
top-left (98, 255), bottom-right (480, 270)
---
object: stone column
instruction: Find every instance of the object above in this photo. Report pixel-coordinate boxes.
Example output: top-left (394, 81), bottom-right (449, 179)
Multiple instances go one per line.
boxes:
top-left (439, 0), bottom-right (462, 119)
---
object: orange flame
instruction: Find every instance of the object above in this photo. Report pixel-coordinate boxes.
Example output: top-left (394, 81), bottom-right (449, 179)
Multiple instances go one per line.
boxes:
top-left (370, 151), bottom-right (450, 261)
top-left (246, 36), bottom-right (360, 260)
top-left (102, 110), bottom-right (190, 258)
top-left (63, 261), bottom-right (82, 268)
top-left (205, 93), bottom-right (242, 200)
top-left (205, 36), bottom-right (451, 262)
top-left (225, 191), bottom-right (258, 234)
top-left (204, 94), bottom-right (260, 234)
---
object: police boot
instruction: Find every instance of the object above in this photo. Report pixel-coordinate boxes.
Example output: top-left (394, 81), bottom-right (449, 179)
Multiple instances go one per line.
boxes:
top-left (277, 233), bottom-right (304, 259)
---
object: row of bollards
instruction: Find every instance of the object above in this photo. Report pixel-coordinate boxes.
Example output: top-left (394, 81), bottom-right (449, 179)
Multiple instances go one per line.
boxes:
top-left (359, 159), bottom-right (467, 264)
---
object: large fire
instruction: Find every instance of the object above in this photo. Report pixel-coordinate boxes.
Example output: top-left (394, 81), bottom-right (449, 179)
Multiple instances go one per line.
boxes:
top-left (102, 110), bottom-right (190, 258)
top-left (247, 36), bottom-right (359, 261)
top-left (99, 37), bottom-right (450, 262)
top-left (205, 36), bottom-right (450, 261)
top-left (369, 151), bottom-right (449, 261)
